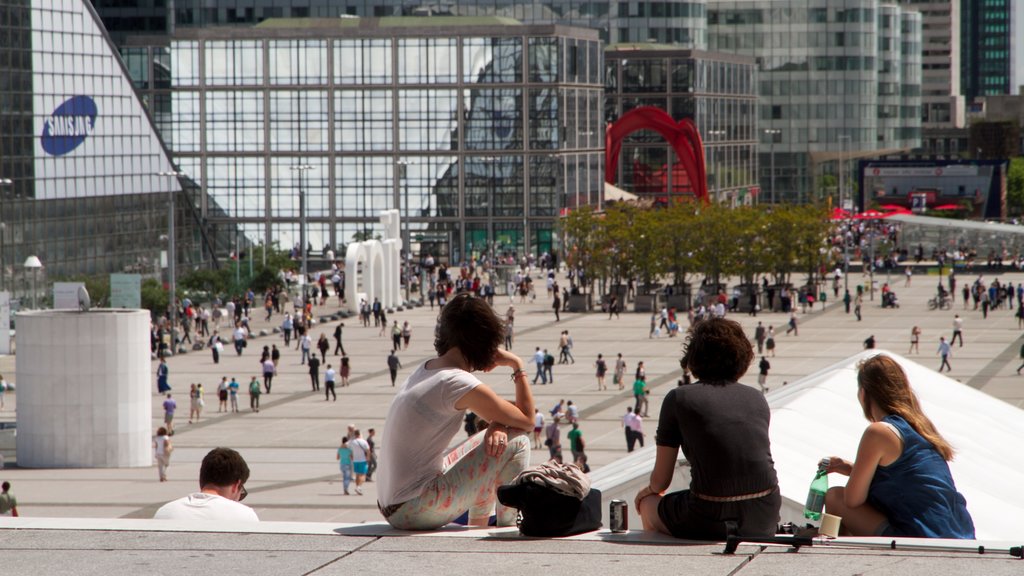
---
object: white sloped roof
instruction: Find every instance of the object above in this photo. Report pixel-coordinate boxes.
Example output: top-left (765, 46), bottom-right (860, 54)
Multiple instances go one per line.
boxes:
top-left (769, 350), bottom-right (1023, 540)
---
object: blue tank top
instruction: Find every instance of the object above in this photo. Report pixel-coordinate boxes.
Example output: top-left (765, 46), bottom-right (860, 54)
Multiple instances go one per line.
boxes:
top-left (867, 415), bottom-right (975, 539)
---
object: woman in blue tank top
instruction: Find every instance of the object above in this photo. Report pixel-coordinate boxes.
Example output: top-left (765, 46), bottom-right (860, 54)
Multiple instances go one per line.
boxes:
top-left (823, 354), bottom-right (975, 538)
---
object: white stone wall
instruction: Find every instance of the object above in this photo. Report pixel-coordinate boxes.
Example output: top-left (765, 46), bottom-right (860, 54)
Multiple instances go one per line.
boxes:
top-left (15, 310), bottom-right (152, 468)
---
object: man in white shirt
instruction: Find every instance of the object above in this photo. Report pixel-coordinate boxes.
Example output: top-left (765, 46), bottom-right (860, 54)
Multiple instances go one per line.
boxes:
top-left (349, 430), bottom-right (372, 495)
top-left (154, 447), bottom-right (258, 522)
top-left (621, 407), bottom-right (644, 453)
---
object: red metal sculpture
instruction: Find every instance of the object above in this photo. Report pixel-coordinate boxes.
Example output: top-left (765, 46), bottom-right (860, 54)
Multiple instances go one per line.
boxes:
top-left (605, 106), bottom-right (708, 202)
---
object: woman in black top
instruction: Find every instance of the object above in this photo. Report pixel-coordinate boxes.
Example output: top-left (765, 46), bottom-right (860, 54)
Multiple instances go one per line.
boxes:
top-left (635, 318), bottom-right (780, 540)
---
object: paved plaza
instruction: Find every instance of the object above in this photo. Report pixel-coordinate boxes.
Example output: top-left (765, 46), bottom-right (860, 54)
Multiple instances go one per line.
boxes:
top-left (2, 267), bottom-right (1023, 523)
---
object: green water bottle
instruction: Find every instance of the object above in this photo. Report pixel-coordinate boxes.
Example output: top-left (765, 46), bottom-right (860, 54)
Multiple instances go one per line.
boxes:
top-left (803, 458), bottom-right (830, 521)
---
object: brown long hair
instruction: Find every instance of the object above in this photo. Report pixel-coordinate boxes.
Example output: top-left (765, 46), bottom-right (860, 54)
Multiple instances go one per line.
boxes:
top-left (857, 355), bottom-right (954, 461)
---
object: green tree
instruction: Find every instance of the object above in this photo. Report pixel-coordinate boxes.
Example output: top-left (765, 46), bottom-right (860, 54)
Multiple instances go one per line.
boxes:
top-left (1007, 157), bottom-right (1024, 216)
top-left (141, 277), bottom-right (169, 316)
top-left (53, 274), bottom-right (111, 307)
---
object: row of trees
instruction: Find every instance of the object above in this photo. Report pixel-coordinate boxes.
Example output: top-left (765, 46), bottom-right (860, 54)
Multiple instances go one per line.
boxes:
top-left (559, 201), bottom-right (832, 294)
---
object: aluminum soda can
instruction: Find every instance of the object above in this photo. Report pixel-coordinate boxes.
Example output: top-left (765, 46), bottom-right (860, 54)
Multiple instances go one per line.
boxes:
top-left (610, 499), bottom-right (628, 533)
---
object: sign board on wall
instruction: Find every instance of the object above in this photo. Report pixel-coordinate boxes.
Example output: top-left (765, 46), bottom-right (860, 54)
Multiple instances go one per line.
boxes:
top-left (0, 292), bottom-right (10, 355)
top-left (110, 273), bottom-right (141, 309)
top-left (53, 282), bottom-right (85, 309)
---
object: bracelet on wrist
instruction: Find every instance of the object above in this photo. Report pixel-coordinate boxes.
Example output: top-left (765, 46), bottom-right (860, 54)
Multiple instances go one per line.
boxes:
top-left (510, 368), bottom-right (527, 381)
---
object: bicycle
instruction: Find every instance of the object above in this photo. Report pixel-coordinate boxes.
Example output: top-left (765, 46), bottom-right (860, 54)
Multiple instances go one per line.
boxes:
top-left (927, 295), bottom-right (952, 311)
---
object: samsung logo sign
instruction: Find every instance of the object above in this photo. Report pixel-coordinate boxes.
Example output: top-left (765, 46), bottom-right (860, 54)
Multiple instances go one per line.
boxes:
top-left (41, 95), bottom-right (97, 156)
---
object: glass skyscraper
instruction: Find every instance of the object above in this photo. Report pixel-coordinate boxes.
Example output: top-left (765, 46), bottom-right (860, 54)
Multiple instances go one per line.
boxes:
top-left (707, 0), bottom-right (922, 204)
top-left (961, 0), bottom-right (1024, 101)
top-left (167, 18), bottom-right (604, 262)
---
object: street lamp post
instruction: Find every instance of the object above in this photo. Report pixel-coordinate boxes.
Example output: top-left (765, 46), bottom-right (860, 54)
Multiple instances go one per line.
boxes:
top-left (23, 255), bottom-right (42, 309)
top-left (396, 159), bottom-right (412, 304)
top-left (158, 170), bottom-right (187, 353)
top-left (763, 129), bottom-right (781, 204)
top-left (838, 135), bottom-right (852, 295)
top-left (289, 165), bottom-right (315, 304)
top-left (707, 130), bottom-right (725, 202)
top-left (0, 178), bottom-right (10, 293)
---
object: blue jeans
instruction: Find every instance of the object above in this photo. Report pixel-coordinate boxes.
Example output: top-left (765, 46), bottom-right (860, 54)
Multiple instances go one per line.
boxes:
top-left (533, 362), bottom-right (546, 384)
top-left (340, 463), bottom-right (353, 493)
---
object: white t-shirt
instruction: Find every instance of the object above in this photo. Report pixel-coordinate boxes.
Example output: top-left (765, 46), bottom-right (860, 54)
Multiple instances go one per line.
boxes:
top-left (153, 435), bottom-right (169, 457)
top-left (325, 368), bottom-right (336, 382)
top-left (534, 412), bottom-right (544, 429)
top-left (378, 363), bottom-right (481, 507)
top-left (350, 437), bottom-right (370, 463)
top-left (153, 493), bottom-right (259, 522)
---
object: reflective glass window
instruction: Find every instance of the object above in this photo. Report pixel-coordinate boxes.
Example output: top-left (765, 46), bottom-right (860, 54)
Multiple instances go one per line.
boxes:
top-left (205, 91), bottom-right (264, 152)
top-left (463, 88), bottom-right (523, 151)
top-left (204, 40), bottom-right (263, 85)
top-left (335, 38), bottom-right (392, 85)
top-left (462, 37), bottom-right (522, 84)
top-left (398, 38), bottom-right (457, 84)
top-left (335, 90), bottom-right (393, 151)
top-left (529, 38), bottom-right (561, 82)
top-left (530, 155), bottom-right (562, 215)
top-left (528, 88), bottom-right (560, 150)
top-left (270, 157), bottom-right (329, 218)
top-left (336, 156), bottom-right (394, 221)
top-left (171, 41), bottom-right (199, 86)
top-left (269, 40), bottom-right (327, 85)
top-left (395, 156), bottom-right (458, 220)
top-left (206, 157), bottom-right (266, 218)
top-left (463, 155), bottom-right (524, 217)
top-left (397, 89), bottom-right (459, 151)
top-left (269, 91), bottom-right (329, 152)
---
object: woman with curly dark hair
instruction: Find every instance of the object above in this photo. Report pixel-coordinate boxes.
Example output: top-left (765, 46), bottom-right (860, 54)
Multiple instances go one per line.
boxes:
top-left (635, 317), bottom-right (780, 540)
top-left (378, 293), bottom-right (535, 530)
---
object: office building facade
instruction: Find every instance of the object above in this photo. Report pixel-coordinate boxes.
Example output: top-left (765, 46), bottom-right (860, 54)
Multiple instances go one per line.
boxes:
top-left (961, 0), bottom-right (1024, 101)
top-left (166, 19), bottom-right (603, 262)
top-left (92, 0), bottom-right (709, 46)
top-left (706, 0), bottom-right (922, 204)
top-left (0, 0), bottom-right (204, 294)
top-left (605, 46), bottom-right (758, 205)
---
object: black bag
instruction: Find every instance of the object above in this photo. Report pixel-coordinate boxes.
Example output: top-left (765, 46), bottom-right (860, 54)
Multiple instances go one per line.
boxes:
top-left (496, 483), bottom-right (602, 537)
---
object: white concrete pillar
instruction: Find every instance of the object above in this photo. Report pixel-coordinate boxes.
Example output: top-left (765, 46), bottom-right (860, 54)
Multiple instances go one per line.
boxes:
top-left (15, 309), bottom-right (152, 468)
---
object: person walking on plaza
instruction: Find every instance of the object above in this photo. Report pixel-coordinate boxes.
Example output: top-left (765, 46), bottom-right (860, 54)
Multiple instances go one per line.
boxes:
top-left (608, 294), bottom-right (620, 319)
top-left (271, 344), bottom-right (281, 369)
top-left (402, 321), bottom-right (412, 349)
top-left (786, 312), bottom-right (799, 335)
top-left (340, 355), bottom-right (351, 387)
top-left (938, 337), bottom-right (952, 373)
top-left (854, 292), bottom-right (863, 321)
top-left (217, 377), bottom-right (228, 413)
top-left (543, 349), bottom-right (555, 384)
top-left (765, 325), bottom-right (776, 357)
top-left (633, 375), bottom-right (648, 416)
top-left (154, 426), bottom-right (173, 482)
top-left (387, 350), bottom-right (402, 386)
top-left (753, 322), bottom-right (766, 354)
top-left (595, 354), bottom-right (608, 391)
top-left (0, 481), bottom-right (19, 517)
top-left (758, 356), bottom-right (770, 394)
top-left (156, 357), bottom-right (170, 393)
top-left (951, 314), bottom-right (964, 347)
top-left (843, 289), bottom-right (852, 314)
top-left (333, 322), bottom-right (346, 356)
top-left (391, 320), bottom-right (402, 351)
top-left (324, 364), bottom-right (337, 401)
top-left (365, 428), bottom-right (378, 481)
top-left (0, 374), bottom-right (7, 411)
top-left (545, 416), bottom-right (563, 462)
top-left (162, 393), bottom-right (177, 436)
top-left (262, 357), bottom-right (275, 394)
top-left (337, 437), bottom-right (354, 495)
top-left (567, 422), bottom-right (586, 466)
top-left (557, 331), bottom-right (575, 364)
top-left (233, 323), bottom-right (247, 356)
top-left (909, 326), bottom-right (921, 354)
top-left (532, 409), bottom-right (544, 449)
top-left (622, 406), bottom-right (644, 452)
top-left (281, 313), bottom-right (293, 346)
top-left (299, 332), bottom-right (312, 365)
top-left (532, 347), bottom-right (546, 384)
top-left (552, 291), bottom-right (561, 322)
top-left (317, 333), bottom-right (330, 362)
top-left (349, 429), bottom-right (371, 495)
top-left (209, 332), bottom-right (223, 364)
top-left (248, 376), bottom-right (261, 412)
top-left (308, 353), bottom-right (321, 391)
top-left (228, 377), bottom-right (240, 412)
top-left (614, 353), bottom-right (627, 390)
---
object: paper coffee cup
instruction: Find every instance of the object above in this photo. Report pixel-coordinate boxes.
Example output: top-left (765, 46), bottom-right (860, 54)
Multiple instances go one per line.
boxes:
top-left (820, 513), bottom-right (842, 538)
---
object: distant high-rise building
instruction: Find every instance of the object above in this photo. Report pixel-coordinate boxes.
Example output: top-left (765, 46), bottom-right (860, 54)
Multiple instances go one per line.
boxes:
top-left (707, 0), bottom-right (922, 204)
top-left (900, 0), bottom-right (964, 128)
top-left (961, 0), bottom-right (1024, 101)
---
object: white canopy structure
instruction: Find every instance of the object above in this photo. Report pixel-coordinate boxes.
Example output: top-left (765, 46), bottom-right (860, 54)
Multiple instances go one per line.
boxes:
top-left (769, 350), bottom-right (1023, 540)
